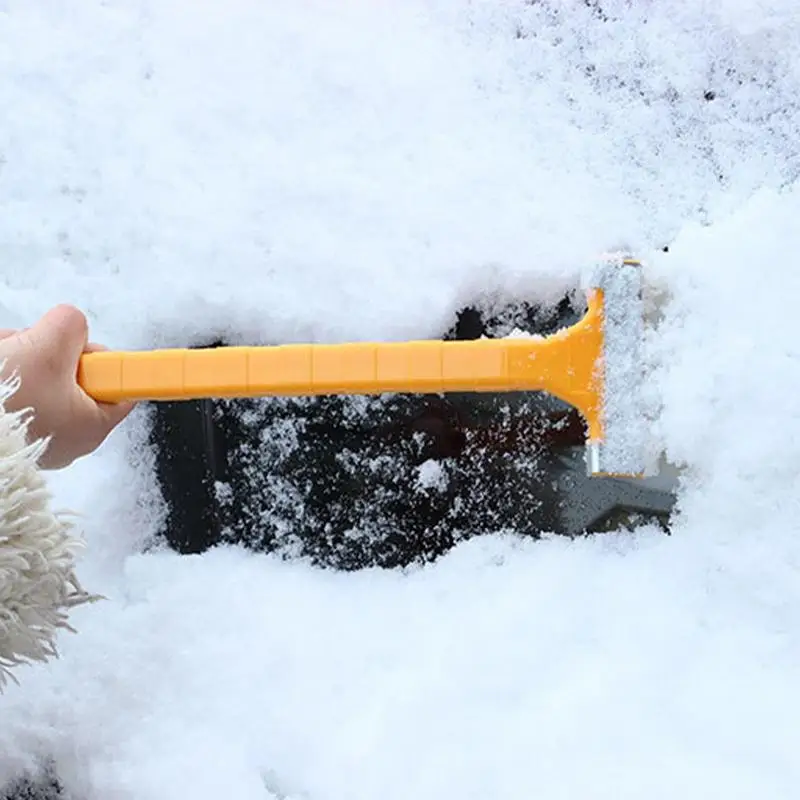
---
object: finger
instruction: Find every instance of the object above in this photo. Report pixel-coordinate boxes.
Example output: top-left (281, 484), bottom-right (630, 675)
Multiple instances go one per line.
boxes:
top-left (96, 398), bottom-right (136, 429)
top-left (84, 341), bottom-right (109, 354)
top-left (0, 328), bottom-right (18, 341)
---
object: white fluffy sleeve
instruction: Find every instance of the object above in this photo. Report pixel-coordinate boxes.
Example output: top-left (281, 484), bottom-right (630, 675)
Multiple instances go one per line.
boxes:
top-left (0, 376), bottom-right (95, 688)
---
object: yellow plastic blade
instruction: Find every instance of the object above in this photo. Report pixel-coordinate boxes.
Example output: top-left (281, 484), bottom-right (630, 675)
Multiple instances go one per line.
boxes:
top-left (78, 288), bottom-right (605, 441)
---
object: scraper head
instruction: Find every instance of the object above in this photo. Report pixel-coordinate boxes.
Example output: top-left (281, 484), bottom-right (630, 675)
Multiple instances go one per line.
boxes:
top-left (582, 256), bottom-right (648, 477)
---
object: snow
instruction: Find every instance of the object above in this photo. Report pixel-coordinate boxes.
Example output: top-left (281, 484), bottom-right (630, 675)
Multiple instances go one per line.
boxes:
top-left (2, 0), bottom-right (800, 797)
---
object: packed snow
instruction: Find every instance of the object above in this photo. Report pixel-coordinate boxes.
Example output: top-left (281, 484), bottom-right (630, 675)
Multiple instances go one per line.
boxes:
top-left (2, 0), bottom-right (800, 797)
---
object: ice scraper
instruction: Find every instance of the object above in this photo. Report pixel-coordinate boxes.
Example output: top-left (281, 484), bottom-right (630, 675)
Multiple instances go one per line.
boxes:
top-left (78, 255), bottom-right (647, 477)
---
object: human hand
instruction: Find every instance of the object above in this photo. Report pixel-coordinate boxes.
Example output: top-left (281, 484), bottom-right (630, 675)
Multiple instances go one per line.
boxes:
top-left (0, 304), bottom-right (135, 469)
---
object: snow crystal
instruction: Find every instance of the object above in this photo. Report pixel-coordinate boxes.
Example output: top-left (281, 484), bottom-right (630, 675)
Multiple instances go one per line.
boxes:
top-left (415, 459), bottom-right (448, 492)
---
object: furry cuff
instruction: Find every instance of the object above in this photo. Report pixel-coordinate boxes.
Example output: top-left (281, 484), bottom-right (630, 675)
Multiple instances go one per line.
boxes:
top-left (0, 375), bottom-right (95, 689)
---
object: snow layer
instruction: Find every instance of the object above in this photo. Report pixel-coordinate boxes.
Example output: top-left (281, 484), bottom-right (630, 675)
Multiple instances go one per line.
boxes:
top-left (2, 0), bottom-right (800, 797)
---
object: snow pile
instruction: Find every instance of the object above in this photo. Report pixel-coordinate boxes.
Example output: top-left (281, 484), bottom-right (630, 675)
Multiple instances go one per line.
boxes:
top-left (1, 1), bottom-right (800, 798)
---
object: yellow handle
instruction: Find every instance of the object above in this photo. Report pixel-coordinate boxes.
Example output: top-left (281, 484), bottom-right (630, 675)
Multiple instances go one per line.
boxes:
top-left (78, 289), bottom-right (605, 440)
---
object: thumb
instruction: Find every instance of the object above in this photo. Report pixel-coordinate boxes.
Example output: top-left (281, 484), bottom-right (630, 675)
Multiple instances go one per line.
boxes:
top-left (24, 305), bottom-right (89, 371)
